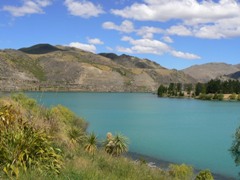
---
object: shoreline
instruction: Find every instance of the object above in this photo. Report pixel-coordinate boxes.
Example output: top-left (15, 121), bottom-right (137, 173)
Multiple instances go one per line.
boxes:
top-left (125, 151), bottom-right (236, 180)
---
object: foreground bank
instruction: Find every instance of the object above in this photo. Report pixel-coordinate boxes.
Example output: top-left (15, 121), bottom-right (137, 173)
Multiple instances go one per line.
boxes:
top-left (0, 94), bottom-right (215, 179)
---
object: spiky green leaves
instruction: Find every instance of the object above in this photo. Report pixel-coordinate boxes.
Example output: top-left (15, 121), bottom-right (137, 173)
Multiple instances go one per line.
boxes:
top-left (104, 133), bottom-right (129, 156)
top-left (84, 132), bottom-right (97, 156)
top-left (0, 105), bottom-right (63, 178)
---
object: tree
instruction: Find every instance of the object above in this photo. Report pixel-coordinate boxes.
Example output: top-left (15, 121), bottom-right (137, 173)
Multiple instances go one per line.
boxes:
top-left (177, 83), bottom-right (182, 93)
top-left (157, 85), bottom-right (167, 97)
top-left (84, 132), bottom-right (97, 157)
top-left (206, 79), bottom-right (221, 94)
top-left (230, 126), bottom-right (240, 167)
top-left (185, 84), bottom-right (193, 95)
top-left (195, 83), bottom-right (205, 96)
top-left (168, 83), bottom-right (176, 96)
top-left (104, 132), bottom-right (128, 156)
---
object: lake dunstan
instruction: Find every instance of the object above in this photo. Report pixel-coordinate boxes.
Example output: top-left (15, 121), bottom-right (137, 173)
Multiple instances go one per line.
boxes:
top-left (24, 92), bottom-right (240, 178)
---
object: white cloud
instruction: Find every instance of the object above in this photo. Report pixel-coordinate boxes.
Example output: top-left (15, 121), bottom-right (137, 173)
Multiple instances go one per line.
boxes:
top-left (167, 25), bottom-right (192, 36)
top-left (162, 36), bottom-right (173, 43)
top-left (87, 38), bottom-right (104, 45)
top-left (112, 0), bottom-right (240, 23)
top-left (111, 0), bottom-right (240, 39)
top-left (68, 42), bottom-right (96, 53)
top-left (64, 0), bottom-right (104, 18)
top-left (116, 46), bottom-right (133, 53)
top-left (3, 0), bottom-right (52, 17)
top-left (137, 26), bottom-right (163, 39)
top-left (118, 36), bottom-right (200, 59)
top-left (119, 36), bottom-right (170, 55)
top-left (102, 20), bottom-right (135, 33)
top-left (171, 50), bottom-right (201, 60)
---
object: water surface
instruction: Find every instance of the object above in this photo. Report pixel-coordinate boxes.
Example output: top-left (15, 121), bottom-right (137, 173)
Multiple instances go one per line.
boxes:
top-left (26, 92), bottom-right (240, 178)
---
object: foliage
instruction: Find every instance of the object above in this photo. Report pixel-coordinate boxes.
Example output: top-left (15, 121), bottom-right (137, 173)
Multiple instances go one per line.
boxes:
top-left (229, 93), bottom-right (237, 100)
top-left (205, 79), bottom-right (240, 94)
top-left (195, 83), bottom-right (206, 96)
top-left (157, 85), bottom-right (167, 97)
top-left (68, 127), bottom-right (85, 144)
top-left (230, 126), bottom-right (240, 166)
top-left (11, 93), bottom-right (37, 110)
top-left (195, 169), bottom-right (214, 180)
top-left (84, 132), bottom-right (97, 156)
top-left (0, 105), bottom-right (62, 178)
top-left (168, 164), bottom-right (194, 180)
top-left (104, 132), bottom-right (129, 156)
top-left (50, 105), bottom-right (87, 130)
top-left (212, 93), bottom-right (224, 101)
top-left (198, 94), bottom-right (213, 100)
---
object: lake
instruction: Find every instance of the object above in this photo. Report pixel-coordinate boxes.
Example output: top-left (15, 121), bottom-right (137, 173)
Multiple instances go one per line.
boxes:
top-left (25, 92), bottom-right (240, 178)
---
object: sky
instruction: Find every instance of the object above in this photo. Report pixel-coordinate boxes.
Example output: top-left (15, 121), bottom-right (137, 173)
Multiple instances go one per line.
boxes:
top-left (0, 0), bottom-right (240, 70)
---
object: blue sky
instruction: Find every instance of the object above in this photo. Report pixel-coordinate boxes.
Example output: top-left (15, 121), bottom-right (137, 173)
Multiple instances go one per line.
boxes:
top-left (0, 0), bottom-right (240, 69)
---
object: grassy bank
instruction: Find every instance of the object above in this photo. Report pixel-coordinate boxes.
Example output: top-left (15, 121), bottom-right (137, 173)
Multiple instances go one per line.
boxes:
top-left (0, 94), bottom-right (214, 180)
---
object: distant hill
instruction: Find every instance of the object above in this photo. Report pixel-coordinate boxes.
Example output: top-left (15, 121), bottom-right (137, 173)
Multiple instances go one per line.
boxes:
top-left (228, 71), bottom-right (240, 80)
top-left (235, 64), bottom-right (240, 69)
top-left (19, 44), bottom-right (61, 54)
top-left (99, 53), bottom-right (164, 69)
top-left (182, 63), bottom-right (240, 82)
top-left (0, 44), bottom-right (195, 92)
top-left (220, 71), bottom-right (240, 81)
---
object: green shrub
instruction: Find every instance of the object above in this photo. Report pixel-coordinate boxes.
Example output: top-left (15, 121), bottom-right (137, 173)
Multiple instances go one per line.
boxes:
top-left (50, 105), bottom-right (87, 130)
top-left (104, 132), bottom-right (129, 156)
top-left (168, 164), bottom-right (193, 180)
top-left (195, 169), bottom-right (214, 180)
top-left (229, 93), bottom-right (237, 100)
top-left (199, 94), bottom-right (213, 100)
top-left (0, 105), bottom-right (62, 178)
top-left (213, 93), bottom-right (224, 101)
top-left (11, 93), bottom-right (37, 110)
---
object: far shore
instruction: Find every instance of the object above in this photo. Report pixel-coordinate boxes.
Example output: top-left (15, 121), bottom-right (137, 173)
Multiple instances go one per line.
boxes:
top-left (125, 151), bottom-right (236, 180)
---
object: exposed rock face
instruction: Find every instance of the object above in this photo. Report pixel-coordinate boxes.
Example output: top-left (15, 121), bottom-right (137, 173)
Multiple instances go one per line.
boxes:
top-left (182, 63), bottom-right (240, 82)
top-left (0, 44), bottom-right (196, 92)
top-left (220, 71), bottom-right (240, 81)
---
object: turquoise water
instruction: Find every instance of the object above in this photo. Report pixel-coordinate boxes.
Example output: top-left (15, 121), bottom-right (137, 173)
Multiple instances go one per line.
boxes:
top-left (26, 92), bottom-right (240, 178)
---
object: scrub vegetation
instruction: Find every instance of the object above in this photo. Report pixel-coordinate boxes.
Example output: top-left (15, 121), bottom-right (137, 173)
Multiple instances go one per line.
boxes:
top-left (0, 94), bottom-right (214, 179)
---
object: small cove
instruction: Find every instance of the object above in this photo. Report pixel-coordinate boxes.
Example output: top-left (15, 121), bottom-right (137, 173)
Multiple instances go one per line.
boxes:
top-left (24, 92), bottom-right (240, 178)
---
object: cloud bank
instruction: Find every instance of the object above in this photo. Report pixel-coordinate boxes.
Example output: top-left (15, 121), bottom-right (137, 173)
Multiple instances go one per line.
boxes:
top-left (3, 0), bottom-right (52, 17)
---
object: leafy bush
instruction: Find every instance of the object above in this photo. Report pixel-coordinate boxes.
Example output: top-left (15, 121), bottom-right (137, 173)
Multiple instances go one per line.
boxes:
top-left (229, 93), bottom-right (237, 100)
top-left (195, 169), bottom-right (214, 180)
top-left (104, 132), bottom-right (129, 156)
top-left (11, 93), bottom-right (37, 110)
top-left (213, 93), bottom-right (224, 101)
top-left (199, 94), bottom-right (213, 100)
top-left (0, 105), bottom-right (62, 178)
top-left (50, 105), bottom-right (87, 131)
top-left (168, 164), bottom-right (193, 180)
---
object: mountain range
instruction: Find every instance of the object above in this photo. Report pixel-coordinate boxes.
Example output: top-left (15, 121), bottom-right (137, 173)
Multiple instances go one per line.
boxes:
top-left (183, 63), bottom-right (240, 82)
top-left (0, 44), bottom-right (239, 92)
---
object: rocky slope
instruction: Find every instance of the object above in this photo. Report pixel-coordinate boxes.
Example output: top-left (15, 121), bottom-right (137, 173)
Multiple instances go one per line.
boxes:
top-left (182, 63), bottom-right (240, 82)
top-left (0, 44), bottom-right (195, 92)
top-left (220, 71), bottom-right (240, 81)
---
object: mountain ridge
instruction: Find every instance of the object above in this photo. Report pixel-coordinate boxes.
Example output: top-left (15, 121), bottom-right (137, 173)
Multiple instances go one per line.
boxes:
top-left (182, 62), bottom-right (240, 82)
top-left (0, 44), bottom-right (196, 92)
